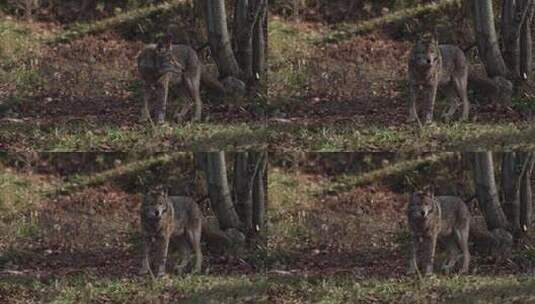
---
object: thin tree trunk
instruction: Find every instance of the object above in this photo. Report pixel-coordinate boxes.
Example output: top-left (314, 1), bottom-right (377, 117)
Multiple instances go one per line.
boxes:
top-left (233, 0), bottom-right (268, 83)
top-left (502, 0), bottom-right (534, 79)
top-left (472, 152), bottom-right (509, 230)
top-left (204, 152), bottom-right (241, 230)
top-left (252, 3), bottom-right (267, 89)
top-left (520, 1), bottom-right (535, 80)
top-left (203, 0), bottom-right (242, 78)
top-left (519, 152), bottom-right (535, 231)
top-left (234, 0), bottom-right (254, 81)
top-left (252, 152), bottom-right (267, 233)
top-left (233, 152), bottom-right (254, 231)
top-left (502, 0), bottom-right (521, 76)
top-left (233, 151), bottom-right (267, 233)
top-left (501, 152), bottom-right (520, 229)
top-left (472, 0), bottom-right (509, 77)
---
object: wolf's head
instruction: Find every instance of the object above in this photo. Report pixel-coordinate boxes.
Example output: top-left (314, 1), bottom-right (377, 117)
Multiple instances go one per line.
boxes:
top-left (410, 34), bottom-right (440, 72)
top-left (409, 186), bottom-right (437, 220)
top-left (142, 184), bottom-right (170, 221)
top-left (138, 34), bottom-right (184, 78)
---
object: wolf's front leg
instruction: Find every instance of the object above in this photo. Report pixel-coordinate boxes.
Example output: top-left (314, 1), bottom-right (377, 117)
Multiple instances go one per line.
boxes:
top-left (421, 84), bottom-right (438, 125)
top-left (424, 235), bottom-right (437, 275)
top-left (139, 237), bottom-right (152, 276)
top-left (185, 77), bottom-right (202, 122)
top-left (407, 234), bottom-right (419, 274)
top-left (155, 236), bottom-right (170, 277)
top-left (140, 84), bottom-right (152, 123)
top-left (155, 75), bottom-right (170, 124)
top-left (408, 83), bottom-right (419, 123)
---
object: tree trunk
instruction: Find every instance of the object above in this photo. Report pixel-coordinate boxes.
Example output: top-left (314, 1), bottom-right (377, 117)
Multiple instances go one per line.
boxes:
top-left (520, 1), bottom-right (535, 80)
top-left (252, 3), bottom-right (268, 89)
top-left (471, 0), bottom-right (509, 77)
top-left (472, 152), bottom-right (509, 230)
top-left (233, 152), bottom-right (254, 232)
top-left (203, 0), bottom-right (242, 78)
top-left (519, 152), bottom-right (535, 231)
top-left (204, 152), bottom-right (241, 230)
top-left (233, 0), bottom-right (268, 84)
top-left (233, 151), bottom-right (267, 234)
top-left (502, 0), bottom-right (521, 77)
top-left (252, 152), bottom-right (267, 233)
top-left (234, 0), bottom-right (254, 81)
top-left (501, 0), bottom-right (534, 79)
top-left (501, 152), bottom-right (520, 230)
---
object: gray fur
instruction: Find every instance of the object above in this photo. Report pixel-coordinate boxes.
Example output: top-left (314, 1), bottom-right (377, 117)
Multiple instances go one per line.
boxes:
top-left (408, 38), bottom-right (470, 124)
top-left (408, 191), bottom-right (471, 275)
top-left (137, 43), bottom-right (202, 124)
top-left (140, 188), bottom-right (203, 277)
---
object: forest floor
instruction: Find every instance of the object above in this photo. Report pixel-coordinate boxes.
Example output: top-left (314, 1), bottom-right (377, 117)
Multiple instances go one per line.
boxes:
top-left (0, 1), bottom-right (270, 151)
top-left (2, 1), bottom-right (535, 151)
top-left (267, 156), bottom-right (535, 303)
top-left (268, 1), bottom-right (535, 150)
top-left (0, 156), bottom-right (268, 303)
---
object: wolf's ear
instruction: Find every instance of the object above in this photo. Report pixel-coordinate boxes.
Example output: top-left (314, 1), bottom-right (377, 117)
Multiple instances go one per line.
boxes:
top-left (162, 186), bottom-right (169, 197)
top-left (156, 34), bottom-right (173, 51)
top-left (432, 28), bottom-right (438, 41)
top-left (164, 33), bottom-right (173, 50)
top-left (423, 184), bottom-right (434, 196)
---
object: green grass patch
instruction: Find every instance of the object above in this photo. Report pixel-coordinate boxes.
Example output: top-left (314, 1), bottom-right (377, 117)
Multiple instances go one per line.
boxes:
top-left (52, 0), bottom-right (190, 43)
top-left (0, 19), bottom-right (50, 63)
top-left (56, 152), bottom-right (188, 196)
top-left (268, 167), bottom-right (330, 254)
top-left (268, 274), bottom-right (535, 304)
top-left (0, 274), bottom-right (268, 304)
top-left (267, 122), bottom-right (535, 151)
top-left (3, 120), bottom-right (535, 151)
top-left (0, 169), bottom-right (55, 217)
top-left (0, 19), bottom-right (51, 93)
top-left (0, 122), bottom-right (270, 151)
top-left (319, 0), bottom-right (462, 44)
top-left (323, 153), bottom-right (454, 194)
top-left (268, 19), bottom-right (321, 96)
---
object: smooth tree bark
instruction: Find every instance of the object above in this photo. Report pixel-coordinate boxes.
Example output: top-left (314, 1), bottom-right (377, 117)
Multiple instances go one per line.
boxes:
top-left (234, 0), bottom-right (253, 80)
top-left (501, 152), bottom-right (520, 230)
top-left (252, 5), bottom-right (268, 87)
top-left (519, 153), bottom-right (535, 231)
top-left (501, 0), bottom-right (534, 79)
top-left (502, 0), bottom-right (525, 77)
top-left (471, 0), bottom-right (509, 77)
top-left (204, 152), bottom-right (242, 230)
top-left (233, 0), bottom-right (268, 82)
top-left (233, 151), bottom-right (267, 233)
top-left (233, 152), bottom-right (255, 231)
top-left (472, 0), bottom-right (535, 83)
top-left (203, 0), bottom-right (242, 78)
top-left (252, 152), bottom-right (267, 233)
top-left (520, 1), bottom-right (535, 80)
top-left (202, 0), bottom-right (267, 88)
top-left (472, 152), bottom-right (509, 230)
